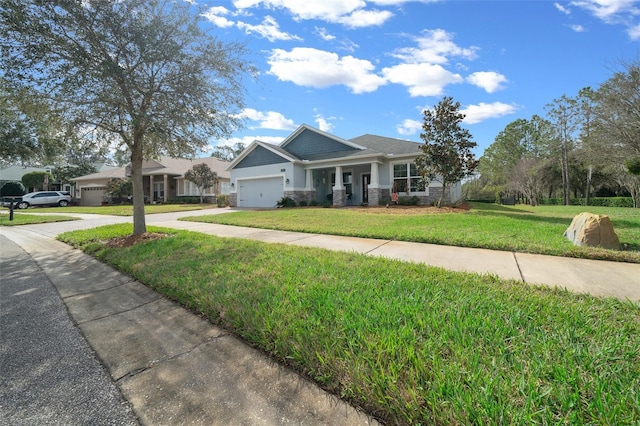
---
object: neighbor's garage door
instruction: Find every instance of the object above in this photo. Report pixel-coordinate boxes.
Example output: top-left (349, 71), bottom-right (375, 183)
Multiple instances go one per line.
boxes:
top-left (237, 177), bottom-right (283, 208)
top-left (81, 187), bottom-right (106, 206)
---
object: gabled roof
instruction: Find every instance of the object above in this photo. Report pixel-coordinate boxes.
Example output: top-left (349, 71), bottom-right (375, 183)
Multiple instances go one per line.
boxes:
top-left (280, 124), bottom-right (366, 151)
top-left (74, 156), bottom-right (230, 182)
top-left (349, 134), bottom-right (423, 156)
top-left (73, 167), bottom-right (127, 182)
top-left (227, 140), bottom-right (299, 170)
top-left (228, 124), bottom-right (424, 170)
top-left (140, 156), bottom-right (230, 178)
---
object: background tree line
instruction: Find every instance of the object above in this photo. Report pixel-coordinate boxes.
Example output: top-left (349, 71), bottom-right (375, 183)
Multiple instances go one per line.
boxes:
top-left (465, 60), bottom-right (640, 208)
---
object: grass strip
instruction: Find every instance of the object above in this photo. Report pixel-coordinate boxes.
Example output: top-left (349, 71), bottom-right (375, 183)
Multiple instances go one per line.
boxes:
top-left (183, 203), bottom-right (640, 263)
top-left (0, 213), bottom-right (79, 226)
top-left (58, 225), bottom-right (640, 425)
top-left (0, 204), bottom-right (213, 216)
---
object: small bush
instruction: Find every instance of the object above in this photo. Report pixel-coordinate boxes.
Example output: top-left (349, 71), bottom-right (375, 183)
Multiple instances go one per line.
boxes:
top-left (309, 200), bottom-right (319, 206)
top-left (1, 181), bottom-right (26, 197)
top-left (321, 200), bottom-right (332, 208)
top-left (397, 196), bottom-right (420, 206)
top-left (167, 196), bottom-right (200, 204)
top-left (298, 199), bottom-right (308, 207)
top-left (216, 194), bottom-right (229, 207)
top-left (276, 196), bottom-right (296, 208)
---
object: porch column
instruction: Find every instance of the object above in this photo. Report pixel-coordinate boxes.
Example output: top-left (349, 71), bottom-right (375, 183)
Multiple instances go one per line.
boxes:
top-left (163, 174), bottom-right (168, 202)
top-left (305, 168), bottom-right (313, 191)
top-left (147, 176), bottom-right (152, 204)
top-left (368, 162), bottom-right (382, 206)
top-left (369, 162), bottom-right (380, 188)
top-left (334, 166), bottom-right (343, 189)
top-left (333, 166), bottom-right (345, 206)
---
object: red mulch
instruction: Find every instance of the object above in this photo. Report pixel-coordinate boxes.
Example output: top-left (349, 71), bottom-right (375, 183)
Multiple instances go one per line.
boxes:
top-left (105, 232), bottom-right (168, 248)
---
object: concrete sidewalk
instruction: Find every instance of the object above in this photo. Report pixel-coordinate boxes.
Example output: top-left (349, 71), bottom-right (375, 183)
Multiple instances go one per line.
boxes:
top-left (2, 225), bottom-right (379, 425)
top-left (151, 216), bottom-right (640, 303)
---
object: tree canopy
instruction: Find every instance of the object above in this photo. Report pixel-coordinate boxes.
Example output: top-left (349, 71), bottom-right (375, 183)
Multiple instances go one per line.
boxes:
top-left (184, 163), bottom-right (219, 204)
top-left (416, 96), bottom-right (478, 207)
top-left (475, 59), bottom-right (640, 208)
top-left (1, 0), bottom-right (255, 234)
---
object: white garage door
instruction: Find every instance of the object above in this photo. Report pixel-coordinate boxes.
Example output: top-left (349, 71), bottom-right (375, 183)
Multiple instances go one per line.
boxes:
top-left (238, 177), bottom-right (283, 208)
top-left (81, 187), bottom-right (106, 206)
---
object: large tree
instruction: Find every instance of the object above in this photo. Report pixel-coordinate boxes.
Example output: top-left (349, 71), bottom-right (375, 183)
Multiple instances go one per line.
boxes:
top-left (0, 82), bottom-right (66, 166)
top-left (1, 0), bottom-right (254, 234)
top-left (545, 95), bottom-right (580, 206)
top-left (416, 96), bottom-right (478, 207)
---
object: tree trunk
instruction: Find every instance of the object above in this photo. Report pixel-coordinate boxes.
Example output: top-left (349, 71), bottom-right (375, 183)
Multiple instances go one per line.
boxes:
top-left (585, 165), bottom-right (592, 206)
top-left (561, 145), bottom-right (571, 205)
top-left (437, 182), bottom-right (447, 208)
top-left (130, 142), bottom-right (147, 235)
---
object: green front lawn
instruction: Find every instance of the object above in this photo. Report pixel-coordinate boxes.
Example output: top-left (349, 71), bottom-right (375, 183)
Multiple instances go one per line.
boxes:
top-left (182, 202), bottom-right (640, 263)
top-left (53, 203), bottom-right (216, 215)
top-left (58, 224), bottom-right (640, 425)
top-left (0, 213), bottom-right (79, 226)
top-left (0, 203), bottom-right (215, 216)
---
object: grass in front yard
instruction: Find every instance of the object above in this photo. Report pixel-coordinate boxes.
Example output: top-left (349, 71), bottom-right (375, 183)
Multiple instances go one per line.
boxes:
top-left (58, 225), bottom-right (640, 425)
top-left (3, 203), bottom-right (216, 216)
top-left (184, 203), bottom-right (640, 263)
top-left (0, 213), bottom-right (79, 226)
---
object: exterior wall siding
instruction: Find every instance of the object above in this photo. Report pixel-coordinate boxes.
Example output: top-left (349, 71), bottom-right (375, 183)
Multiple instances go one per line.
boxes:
top-left (235, 146), bottom-right (289, 169)
top-left (285, 129), bottom-right (358, 158)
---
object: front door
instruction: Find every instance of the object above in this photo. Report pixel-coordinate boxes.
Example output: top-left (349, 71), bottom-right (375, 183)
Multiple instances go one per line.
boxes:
top-left (153, 182), bottom-right (164, 202)
top-left (362, 174), bottom-right (370, 204)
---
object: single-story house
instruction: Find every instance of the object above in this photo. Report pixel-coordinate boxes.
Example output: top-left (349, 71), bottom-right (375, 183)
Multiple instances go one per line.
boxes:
top-left (228, 124), bottom-right (462, 208)
top-left (73, 156), bottom-right (230, 206)
top-left (0, 162), bottom-right (118, 193)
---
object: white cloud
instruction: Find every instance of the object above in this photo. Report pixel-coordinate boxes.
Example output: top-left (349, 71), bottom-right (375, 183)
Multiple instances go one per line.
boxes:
top-left (460, 102), bottom-right (519, 125)
top-left (315, 27), bottom-right (336, 41)
top-left (569, 0), bottom-right (640, 40)
top-left (370, 0), bottom-right (440, 4)
top-left (234, 0), bottom-right (365, 21)
top-left (555, 2), bottom-right (571, 14)
top-left (467, 71), bottom-right (508, 93)
top-left (268, 47), bottom-right (387, 94)
top-left (232, 0), bottom-right (394, 27)
top-left (382, 63), bottom-right (463, 97)
top-left (570, 0), bottom-right (638, 23)
top-left (391, 29), bottom-right (479, 65)
top-left (202, 6), bottom-right (235, 28)
top-left (629, 22), bottom-right (640, 39)
top-left (237, 109), bottom-right (297, 130)
top-left (237, 15), bottom-right (302, 41)
top-left (314, 113), bottom-right (338, 132)
top-left (337, 9), bottom-right (394, 28)
top-left (396, 118), bottom-right (422, 136)
top-left (570, 24), bottom-right (587, 32)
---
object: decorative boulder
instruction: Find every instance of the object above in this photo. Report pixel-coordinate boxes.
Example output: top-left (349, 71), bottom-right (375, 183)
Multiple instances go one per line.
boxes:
top-left (564, 212), bottom-right (620, 250)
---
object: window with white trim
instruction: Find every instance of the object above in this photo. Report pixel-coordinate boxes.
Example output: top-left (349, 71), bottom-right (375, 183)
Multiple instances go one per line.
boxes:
top-left (393, 162), bottom-right (425, 193)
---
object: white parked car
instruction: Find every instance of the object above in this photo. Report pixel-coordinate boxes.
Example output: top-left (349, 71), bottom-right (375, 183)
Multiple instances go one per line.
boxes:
top-left (15, 191), bottom-right (72, 209)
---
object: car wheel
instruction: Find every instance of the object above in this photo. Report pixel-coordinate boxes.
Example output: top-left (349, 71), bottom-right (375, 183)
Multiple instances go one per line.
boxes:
top-left (17, 201), bottom-right (29, 209)
top-left (58, 200), bottom-right (69, 207)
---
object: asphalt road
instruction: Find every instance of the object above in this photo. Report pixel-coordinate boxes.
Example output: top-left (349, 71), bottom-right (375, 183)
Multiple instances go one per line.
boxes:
top-left (0, 234), bottom-right (140, 426)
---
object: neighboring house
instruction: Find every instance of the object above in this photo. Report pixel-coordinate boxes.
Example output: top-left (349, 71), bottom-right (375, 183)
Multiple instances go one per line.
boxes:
top-left (0, 165), bottom-right (55, 192)
top-left (72, 156), bottom-right (230, 206)
top-left (228, 124), bottom-right (462, 208)
top-left (0, 163), bottom-right (117, 193)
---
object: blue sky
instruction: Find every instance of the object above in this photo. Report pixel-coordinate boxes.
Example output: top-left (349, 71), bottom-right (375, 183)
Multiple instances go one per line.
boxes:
top-left (196, 0), bottom-right (640, 157)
